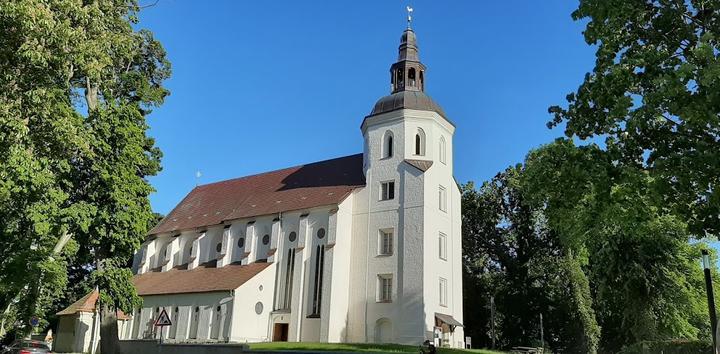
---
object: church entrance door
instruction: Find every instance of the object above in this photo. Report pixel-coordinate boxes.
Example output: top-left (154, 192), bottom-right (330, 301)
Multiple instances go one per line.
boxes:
top-left (272, 323), bottom-right (289, 341)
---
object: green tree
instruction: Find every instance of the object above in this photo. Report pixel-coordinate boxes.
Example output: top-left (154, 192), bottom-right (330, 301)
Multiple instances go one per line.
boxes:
top-left (462, 169), bottom-right (600, 353)
top-left (549, 0), bottom-right (720, 237)
top-left (0, 2), bottom-right (169, 352)
top-left (522, 140), bottom-right (711, 351)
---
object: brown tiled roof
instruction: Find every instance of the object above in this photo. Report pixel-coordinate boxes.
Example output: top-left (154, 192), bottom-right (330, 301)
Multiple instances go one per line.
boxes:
top-left (56, 290), bottom-right (130, 320)
top-left (149, 154), bottom-right (366, 235)
top-left (133, 262), bottom-right (272, 296)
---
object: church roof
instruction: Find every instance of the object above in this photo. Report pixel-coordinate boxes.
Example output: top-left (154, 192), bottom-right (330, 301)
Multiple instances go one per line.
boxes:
top-left (149, 154), bottom-right (366, 235)
top-left (133, 262), bottom-right (272, 296)
top-left (368, 90), bottom-right (449, 121)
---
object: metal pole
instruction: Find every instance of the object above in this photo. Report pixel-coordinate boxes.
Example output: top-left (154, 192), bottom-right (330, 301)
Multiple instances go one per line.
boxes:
top-left (703, 249), bottom-right (717, 354)
top-left (490, 296), bottom-right (496, 350)
top-left (539, 313), bottom-right (544, 349)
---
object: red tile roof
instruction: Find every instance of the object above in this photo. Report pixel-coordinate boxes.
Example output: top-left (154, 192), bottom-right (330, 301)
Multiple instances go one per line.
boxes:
top-left (149, 154), bottom-right (366, 235)
top-left (133, 262), bottom-right (272, 296)
top-left (56, 290), bottom-right (130, 320)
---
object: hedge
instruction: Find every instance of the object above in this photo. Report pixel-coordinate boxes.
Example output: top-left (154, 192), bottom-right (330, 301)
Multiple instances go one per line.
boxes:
top-left (619, 340), bottom-right (712, 354)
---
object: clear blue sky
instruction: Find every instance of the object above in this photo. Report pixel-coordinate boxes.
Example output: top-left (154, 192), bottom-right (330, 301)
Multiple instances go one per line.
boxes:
top-left (139, 1), bottom-right (595, 215)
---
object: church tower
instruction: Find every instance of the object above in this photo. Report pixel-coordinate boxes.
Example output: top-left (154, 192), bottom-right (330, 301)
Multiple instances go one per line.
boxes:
top-left (349, 17), bottom-right (465, 347)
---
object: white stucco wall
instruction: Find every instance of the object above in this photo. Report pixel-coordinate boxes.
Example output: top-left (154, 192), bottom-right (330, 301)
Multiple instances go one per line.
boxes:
top-left (229, 263), bottom-right (276, 342)
top-left (137, 292), bottom-right (233, 342)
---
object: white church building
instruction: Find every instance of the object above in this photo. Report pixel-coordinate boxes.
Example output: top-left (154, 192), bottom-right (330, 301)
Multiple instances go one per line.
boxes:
top-left (122, 24), bottom-right (464, 348)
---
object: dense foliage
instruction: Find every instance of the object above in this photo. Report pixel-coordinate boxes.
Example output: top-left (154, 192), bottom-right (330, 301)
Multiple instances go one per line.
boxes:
top-left (549, 0), bottom-right (720, 237)
top-left (0, 1), bottom-right (170, 351)
top-left (618, 340), bottom-right (712, 354)
top-left (463, 140), bottom-right (715, 353)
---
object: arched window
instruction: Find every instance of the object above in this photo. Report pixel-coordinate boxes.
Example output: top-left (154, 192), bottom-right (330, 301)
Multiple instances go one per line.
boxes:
top-left (396, 68), bottom-right (404, 89)
top-left (415, 128), bottom-right (426, 156)
top-left (408, 68), bottom-right (416, 87)
top-left (439, 136), bottom-right (446, 164)
top-left (382, 131), bottom-right (393, 158)
top-left (419, 71), bottom-right (425, 91)
top-left (375, 318), bottom-right (393, 343)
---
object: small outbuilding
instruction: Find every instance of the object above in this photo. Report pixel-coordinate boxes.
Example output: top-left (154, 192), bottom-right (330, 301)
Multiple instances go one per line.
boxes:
top-left (54, 290), bottom-right (131, 353)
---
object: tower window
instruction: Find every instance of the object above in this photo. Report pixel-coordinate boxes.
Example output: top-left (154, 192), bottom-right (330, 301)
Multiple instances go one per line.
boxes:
top-left (288, 231), bottom-right (297, 242)
top-left (415, 128), bottom-right (426, 156)
top-left (408, 68), bottom-right (416, 87)
top-left (439, 277), bottom-right (448, 307)
top-left (380, 181), bottom-right (395, 201)
top-left (439, 185), bottom-right (447, 212)
top-left (378, 274), bottom-right (393, 302)
top-left (439, 136), bottom-right (447, 164)
top-left (396, 68), bottom-right (404, 89)
top-left (262, 234), bottom-right (270, 245)
top-left (419, 71), bottom-right (425, 91)
top-left (237, 237), bottom-right (245, 248)
top-left (378, 229), bottom-right (394, 256)
top-left (382, 131), bottom-right (394, 159)
top-left (439, 232), bottom-right (447, 260)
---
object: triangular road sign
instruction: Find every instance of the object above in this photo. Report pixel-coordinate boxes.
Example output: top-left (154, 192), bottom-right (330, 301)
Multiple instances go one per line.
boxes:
top-left (154, 309), bottom-right (172, 327)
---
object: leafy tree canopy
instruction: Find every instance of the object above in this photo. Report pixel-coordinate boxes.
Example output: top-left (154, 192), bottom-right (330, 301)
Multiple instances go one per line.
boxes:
top-left (550, 0), bottom-right (720, 237)
top-left (0, 1), bottom-right (170, 350)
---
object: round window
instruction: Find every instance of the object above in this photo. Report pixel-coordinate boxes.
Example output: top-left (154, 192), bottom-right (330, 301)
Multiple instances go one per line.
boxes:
top-left (174, 307), bottom-right (178, 313)
top-left (216, 306), bottom-right (221, 312)
top-left (237, 238), bottom-right (245, 248)
top-left (255, 302), bottom-right (264, 315)
top-left (194, 307), bottom-right (199, 313)
top-left (288, 231), bottom-right (297, 242)
top-left (216, 242), bottom-right (222, 253)
top-left (317, 228), bottom-right (326, 239)
top-left (262, 234), bottom-right (270, 245)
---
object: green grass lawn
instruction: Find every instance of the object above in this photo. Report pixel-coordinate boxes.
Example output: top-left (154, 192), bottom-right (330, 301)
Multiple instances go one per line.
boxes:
top-left (248, 342), bottom-right (505, 354)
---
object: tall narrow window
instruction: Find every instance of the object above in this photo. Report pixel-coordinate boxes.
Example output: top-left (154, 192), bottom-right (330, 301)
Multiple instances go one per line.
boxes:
top-left (378, 274), bottom-right (393, 302)
top-left (439, 278), bottom-right (448, 307)
top-left (310, 245), bottom-right (325, 316)
top-left (383, 131), bottom-right (394, 159)
top-left (380, 181), bottom-right (395, 201)
top-left (439, 185), bottom-right (447, 212)
top-left (189, 307), bottom-right (199, 339)
top-left (379, 229), bottom-right (393, 256)
top-left (282, 248), bottom-right (296, 310)
top-left (408, 68), bottom-right (416, 87)
top-left (439, 232), bottom-right (447, 260)
top-left (415, 128), bottom-right (426, 156)
top-left (168, 307), bottom-right (178, 339)
top-left (439, 136), bottom-right (446, 164)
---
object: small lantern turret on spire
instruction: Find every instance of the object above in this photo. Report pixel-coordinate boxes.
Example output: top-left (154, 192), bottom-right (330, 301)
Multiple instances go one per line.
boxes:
top-left (390, 7), bottom-right (425, 93)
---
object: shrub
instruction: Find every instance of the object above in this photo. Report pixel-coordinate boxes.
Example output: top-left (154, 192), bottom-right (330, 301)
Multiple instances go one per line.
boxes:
top-left (619, 340), bottom-right (712, 354)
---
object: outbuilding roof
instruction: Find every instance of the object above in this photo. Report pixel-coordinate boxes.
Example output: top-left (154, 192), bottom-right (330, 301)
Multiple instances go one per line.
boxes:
top-left (149, 154), bottom-right (366, 235)
top-left (133, 262), bottom-right (272, 296)
top-left (56, 290), bottom-right (130, 320)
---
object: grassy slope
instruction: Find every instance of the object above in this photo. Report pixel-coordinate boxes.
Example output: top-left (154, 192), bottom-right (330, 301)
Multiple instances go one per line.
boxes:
top-left (248, 342), bottom-right (504, 353)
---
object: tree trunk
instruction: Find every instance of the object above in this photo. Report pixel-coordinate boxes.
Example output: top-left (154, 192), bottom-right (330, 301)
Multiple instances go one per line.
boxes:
top-left (85, 76), bottom-right (98, 112)
top-left (99, 305), bottom-right (120, 354)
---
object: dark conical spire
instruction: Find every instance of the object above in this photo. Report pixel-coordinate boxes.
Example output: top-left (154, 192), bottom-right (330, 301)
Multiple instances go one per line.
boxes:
top-left (389, 27), bottom-right (425, 93)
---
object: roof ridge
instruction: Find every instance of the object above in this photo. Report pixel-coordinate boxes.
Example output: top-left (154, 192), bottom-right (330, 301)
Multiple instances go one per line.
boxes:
top-left (196, 153), bottom-right (363, 188)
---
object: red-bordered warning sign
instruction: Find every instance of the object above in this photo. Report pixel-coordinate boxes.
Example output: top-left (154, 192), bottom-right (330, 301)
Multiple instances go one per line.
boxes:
top-left (154, 309), bottom-right (172, 327)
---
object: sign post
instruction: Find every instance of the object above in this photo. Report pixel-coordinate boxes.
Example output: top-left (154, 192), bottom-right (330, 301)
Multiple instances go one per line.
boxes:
top-left (154, 309), bottom-right (172, 344)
